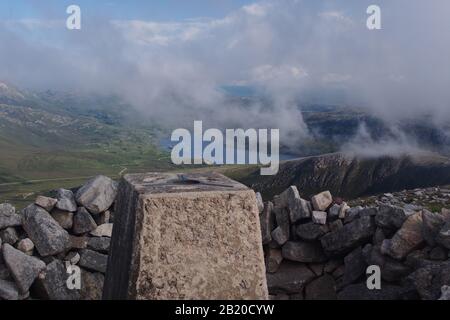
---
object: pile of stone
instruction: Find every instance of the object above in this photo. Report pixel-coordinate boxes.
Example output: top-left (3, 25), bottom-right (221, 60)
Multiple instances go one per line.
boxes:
top-left (257, 186), bottom-right (450, 300)
top-left (0, 175), bottom-right (117, 300)
top-left (349, 186), bottom-right (450, 214)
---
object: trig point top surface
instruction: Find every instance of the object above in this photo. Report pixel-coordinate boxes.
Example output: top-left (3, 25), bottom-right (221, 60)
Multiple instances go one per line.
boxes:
top-left (123, 172), bottom-right (249, 194)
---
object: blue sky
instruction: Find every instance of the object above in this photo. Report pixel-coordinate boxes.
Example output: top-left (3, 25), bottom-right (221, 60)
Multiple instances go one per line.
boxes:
top-left (0, 0), bottom-right (254, 21)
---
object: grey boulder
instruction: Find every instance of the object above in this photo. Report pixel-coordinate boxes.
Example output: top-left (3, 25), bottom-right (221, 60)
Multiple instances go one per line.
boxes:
top-left (266, 261), bottom-right (315, 294)
top-left (0, 279), bottom-right (19, 300)
top-left (375, 205), bottom-right (406, 230)
top-left (282, 241), bottom-right (327, 263)
top-left (0, 203), bottom-right (21, 229)
top-left (2, 243), bottom-right (45, 293)
top-left (0, 227), bottom-right (19, 245)
top-left (321, 216), bottom-right (376, 257)
top-left (80, 270), bottom-right (104, 300)
top-left (34, 260), bottom-right (80, 300)
top-left (22, 204), bottom-right (70, 256)
top-left (55, 189), bottom-right (78, 212)
top-left (87, 237), bottom-right (110, 253)
top-left (72, 207), bottom-right (97, 235)
top-left (381, 212), bottom-right (424, 260)
top-left (75, 175), bottom-right (118, 214)
top-left (35, 196), bottom-right (57, 212)
top-left (79, 249), bottom-right (108, 273)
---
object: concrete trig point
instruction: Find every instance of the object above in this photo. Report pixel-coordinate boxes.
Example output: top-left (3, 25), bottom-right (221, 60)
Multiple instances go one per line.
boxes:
top-left (103, 172), bottom-right (268, 299)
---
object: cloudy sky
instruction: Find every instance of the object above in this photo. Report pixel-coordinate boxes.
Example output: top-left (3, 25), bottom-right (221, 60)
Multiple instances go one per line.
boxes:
top-left (1, 0), bottom-right (449, 147)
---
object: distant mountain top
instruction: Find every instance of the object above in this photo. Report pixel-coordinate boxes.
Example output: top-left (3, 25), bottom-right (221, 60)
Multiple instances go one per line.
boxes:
top-left (234, 152), bottom-right (450, 200)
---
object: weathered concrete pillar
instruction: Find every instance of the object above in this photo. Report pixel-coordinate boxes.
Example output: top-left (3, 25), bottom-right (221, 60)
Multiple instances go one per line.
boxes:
top-left (103, 172), bottom-right (268, 300)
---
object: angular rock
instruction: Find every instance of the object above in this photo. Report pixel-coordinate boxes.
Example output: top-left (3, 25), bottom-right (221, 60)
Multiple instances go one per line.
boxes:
top-left (429, 246), bottom-right (448, 261)
top-left (34, 260), bottom-right (80, 300)
top-left (0, 203), bottom-right (21, 230)
top-left (439, 285), bottom-right (450, 300)
top-left (343, 247), bottom-right (366, 286)
top-left (266, 261), bottom-right (315, 294)
top-left (290, 197), bottom-right (312, 223)
top-left (255, 192), bottom-right (264, 213)
top-left (381, 212), bottom-right (424, 260)
top-left (69, 235), bottom-right (88, 249)
top-left (273, 206), bottom-right (290, 235)
top-left (17, 238), bottom-right (34, 254)
top-left (436, 222), bottom-right (450, 250)
top-left (407, 262), bottom-right (450, 300)
top-left (329, 219), bottom-right (343, 232)
top-left (87, 237), bottom-right (110, 253)
top-left (359, 207), bottom-right (378, 218)
top-left (321, 216), bottom-right (376, 257)
top-left (35, 196), bottom-right (57, 212)
top-left (296, 222), bottom-right (328, 241)
top-left (0, 279), bottom-right (19, 300)
top-left (328, 204), bottom-right (340, 219)
top-left (265, 248), bottom-right (283, 273)
top-left (271, 226), bottom-right (289, 246)
top-left (278, 186), bottom-right (312, 223)
top-left (344, 206), bottom-right (363, 224)
top-left (80, 269), bottom-right (104, 300)
top-left (0, 263), bottom-right (11, 280)
top-left (304, 274), bottom-right (337, 300)
top-left (79, 249), bottom-right (108, 273)
top-left (51, 209), bottom-right (74, 230)
top-left (55, 189), bottom-right (77, 212)
top-left (72, 207), bottom-right (97, 235)
top-left (312, 211), bottom-right (327, 225)
top-left (75, 175), bottom-right (118, 214)
top-left (373, 228), bottom-right (386, 245)
top-left (2, 243), bottom-right (45, 293)
top-left (375, 205), bottom-right (407, 230)
top-left (90, 223), bottom-right (113, 238)
top-left (339, 202), bottom-right (350, 219)
top-left (94, 210), bottom-right (110, 226)
top-left (22, 204), bottom-right (70, 256)
top-left (282, 241), bottom-right (327, 263)
top-left (311, 191), bottom-right (332, 211)
top-left (383, 260), bottom-right (412, 282)
top-left (0, 227), bottom-right (18, 245)
top-left (422, 209), bottom-right (446, 247)
top-left (260, 201), bottom-right (275, 245)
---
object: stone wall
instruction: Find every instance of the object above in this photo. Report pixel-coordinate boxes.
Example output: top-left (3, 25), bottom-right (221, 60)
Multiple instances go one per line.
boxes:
top-left (259, 186), bottom-right (450, 300)
top-left (1, 174), bottom-right (449, 300)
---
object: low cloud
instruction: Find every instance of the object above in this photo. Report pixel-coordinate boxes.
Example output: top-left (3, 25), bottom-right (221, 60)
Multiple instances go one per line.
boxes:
top-left (0, 0), bottom-right (449, 154)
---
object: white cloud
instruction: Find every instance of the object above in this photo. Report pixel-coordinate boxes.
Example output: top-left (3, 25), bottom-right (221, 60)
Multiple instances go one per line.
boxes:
top-left (1, 0), bottom-right (450, 152)
top-left (242, 3), bottom-right (270, 16)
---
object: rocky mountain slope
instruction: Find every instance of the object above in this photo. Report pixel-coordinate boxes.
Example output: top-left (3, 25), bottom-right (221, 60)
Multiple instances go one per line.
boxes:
top-left (237, 152), bottom-right (450, 199)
